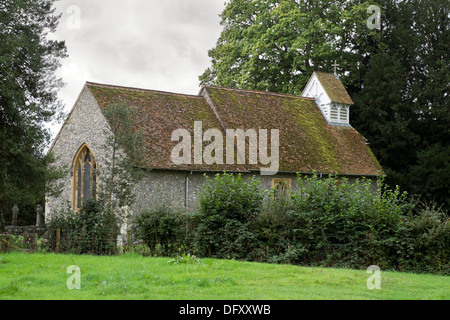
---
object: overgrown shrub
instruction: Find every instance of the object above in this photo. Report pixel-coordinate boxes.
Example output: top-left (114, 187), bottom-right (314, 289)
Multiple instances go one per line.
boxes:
top-left (43, 199), bottom-right (121, 255)
top-left (252, 195), bottom-right (304, 263)
top-left (194, 173), bottom-right (264, 259)
top-left (252, 174), bottom-right (449, 273)
top-left (132, 204), bottom-right (194, 256)
top-left (253, 175), bottom-right (413, 268)
top-left (396, 203), bottom-right (450, 274)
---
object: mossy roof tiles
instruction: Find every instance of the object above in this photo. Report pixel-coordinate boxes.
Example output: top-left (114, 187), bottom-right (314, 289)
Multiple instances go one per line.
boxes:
top-left (87, 82), bottom-right (245, 172)
top-left (86, 81), bottom-right (383, 176)
top-left (205, 86), bottom-right (382, 175)
top-left (313, 71), bottom-right (354, 105)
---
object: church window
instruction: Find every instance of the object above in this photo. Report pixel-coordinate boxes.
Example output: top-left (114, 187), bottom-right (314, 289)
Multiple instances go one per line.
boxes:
top-left (72, 145), bottom-right (97, 210)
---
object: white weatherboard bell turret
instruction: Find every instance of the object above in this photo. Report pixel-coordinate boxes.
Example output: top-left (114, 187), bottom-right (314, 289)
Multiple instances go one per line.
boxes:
top-left (302, 71), bottom-right (353, 126)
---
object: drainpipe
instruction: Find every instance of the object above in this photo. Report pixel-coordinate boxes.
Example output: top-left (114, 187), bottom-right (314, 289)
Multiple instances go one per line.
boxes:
top-left (185, 171), bottom-right (193, 211)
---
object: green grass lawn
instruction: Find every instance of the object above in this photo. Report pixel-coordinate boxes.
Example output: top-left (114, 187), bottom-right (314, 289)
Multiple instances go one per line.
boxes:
top-left (0, 252), bottom-right (448, 300)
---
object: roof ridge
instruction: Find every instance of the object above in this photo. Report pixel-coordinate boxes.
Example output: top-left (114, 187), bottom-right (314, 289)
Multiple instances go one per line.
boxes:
top-left (313, 70), bottom-right (334, 75)
top-left (86, 81), bottom-right (202, 98)
top-left (207, 84), bottom-right (316, 100)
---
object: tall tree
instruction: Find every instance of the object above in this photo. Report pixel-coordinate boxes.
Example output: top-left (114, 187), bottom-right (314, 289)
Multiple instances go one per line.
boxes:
top-left (0, 0), bottom-right (67, 225)
top-left (200, 0), bottom-right (382, 94)
top-left (353, 0), bottom-right (449, 209)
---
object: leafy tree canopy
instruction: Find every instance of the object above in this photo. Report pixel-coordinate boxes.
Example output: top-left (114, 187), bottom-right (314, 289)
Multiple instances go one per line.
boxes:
top-left (200, 0), bottom-right (382, 93)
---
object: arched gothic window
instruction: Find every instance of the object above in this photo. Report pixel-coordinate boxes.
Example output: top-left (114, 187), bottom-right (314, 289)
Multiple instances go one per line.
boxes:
top-left (72, 144), bottom-right (97, 210)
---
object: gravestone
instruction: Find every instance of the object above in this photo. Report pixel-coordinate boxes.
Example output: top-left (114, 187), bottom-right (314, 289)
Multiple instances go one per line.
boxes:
top-left (36, 204), bottom-right (43, 227)
top-left (11, 205), bottom-right (19, 226)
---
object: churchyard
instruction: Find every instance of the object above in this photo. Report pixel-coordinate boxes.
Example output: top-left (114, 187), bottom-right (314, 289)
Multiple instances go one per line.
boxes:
top-left (1, 174), bottom-right (449, 301)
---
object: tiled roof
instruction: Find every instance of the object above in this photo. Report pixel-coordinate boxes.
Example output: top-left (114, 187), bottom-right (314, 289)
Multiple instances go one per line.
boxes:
top-left (313, 71), bottom-right (354, 105)
top-left (87, 81), bottom-right (383, 176)
top-left (87, 82), bottom-right (246, 172)
top-left (205, 86), bottom-right (382, 175)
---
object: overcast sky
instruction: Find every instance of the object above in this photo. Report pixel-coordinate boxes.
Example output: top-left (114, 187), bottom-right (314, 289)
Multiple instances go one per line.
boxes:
top-left (48, 0), bottom-right (225, 141)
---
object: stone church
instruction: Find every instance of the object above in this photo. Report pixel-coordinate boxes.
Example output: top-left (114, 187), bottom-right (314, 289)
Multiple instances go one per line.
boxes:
top-left (45, 71), bottom-right (383, 219)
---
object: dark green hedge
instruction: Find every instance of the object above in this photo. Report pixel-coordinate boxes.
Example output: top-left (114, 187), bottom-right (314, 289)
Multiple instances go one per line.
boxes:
top-left (43, 199), bottom-right (121, 255)
top-left (133, 173), bottom-right (449, 274)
